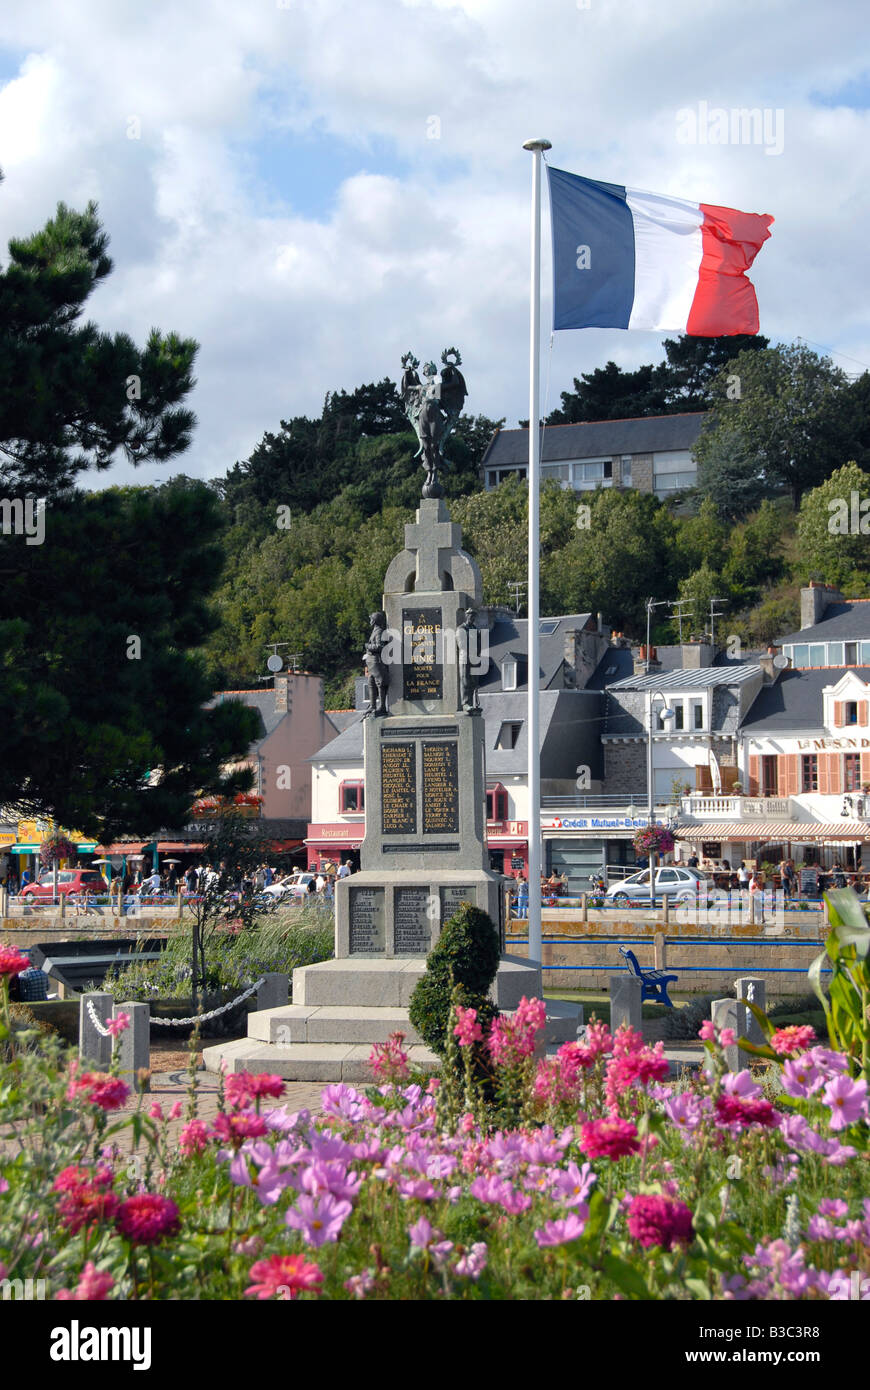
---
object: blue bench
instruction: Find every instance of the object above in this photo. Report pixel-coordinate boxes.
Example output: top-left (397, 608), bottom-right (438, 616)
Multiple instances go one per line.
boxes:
top-left (618, 946), bottom-right (679, 1008)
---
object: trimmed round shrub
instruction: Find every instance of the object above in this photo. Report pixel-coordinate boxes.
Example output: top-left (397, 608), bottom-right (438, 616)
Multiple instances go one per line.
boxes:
top-left (409, 903), bottom-right (500, 1056)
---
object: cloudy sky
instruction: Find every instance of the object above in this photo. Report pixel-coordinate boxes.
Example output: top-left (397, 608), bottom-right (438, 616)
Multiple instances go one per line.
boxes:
top-left (1, 0), bottom-right (868, 489)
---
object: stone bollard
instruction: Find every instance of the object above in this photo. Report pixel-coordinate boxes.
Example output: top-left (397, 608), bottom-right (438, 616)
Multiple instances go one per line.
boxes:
top-left (176, 888), bottom-right (184, 918)
top-left (79, 992), bottom-right (113, 1069)
top-left (662, 895), bottom-right (670, 927)
top-left (735, 976), bottom-right (766, 1050)
top-left (59, 892), bottom-right (66, 919)
top-left (708, 998), bottom-right (742, 1072)
top-left (0, 885), bottom-right (7, 917)
top-left (581, 892), bottom-right (588, 924)
top-left (256, 973), bottom-right (290, 1011)
top-left (654, 931), bottom-right (666, 971)
top-left (114, 1002), bottom-right (150, 1087)
top-left (610, 974), bottom-right (642, 1034)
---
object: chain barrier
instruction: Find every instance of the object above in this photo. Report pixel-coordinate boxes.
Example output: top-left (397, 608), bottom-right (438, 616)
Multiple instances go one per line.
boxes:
top-left (149, 978), bottom-right (266, 1027)
top-left (86, 978), bottom-right (266, 1031)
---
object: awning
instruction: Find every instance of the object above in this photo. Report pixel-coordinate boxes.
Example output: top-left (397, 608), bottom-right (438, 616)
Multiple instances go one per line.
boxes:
top-left (96, 843), bottom-right (147, 855)
top-left (156, 842), bottom-right (206, 852)
top-left (11, 844), bottom-right (39, 854)
top-left (675, 822), bottom-right (870, 842)
top-left (76, 843), bottom-right (97, 853)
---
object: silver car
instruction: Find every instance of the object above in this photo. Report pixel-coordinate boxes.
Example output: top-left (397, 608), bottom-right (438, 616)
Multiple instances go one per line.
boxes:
top-left (606, 866), bottom-right (712, 906)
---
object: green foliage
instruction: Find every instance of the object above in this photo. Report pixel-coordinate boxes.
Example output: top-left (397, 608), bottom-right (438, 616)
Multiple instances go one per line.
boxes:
top-left (796, 462), bottom-right (870, 592)
top-left (408, 904), bottom-right (500, 1056)
top-left (696, 344), bottom-right (851, 505)
top-left (695, 428), bottom-right (769, 519)
top-left (810, 889), bottom-right (870, 1078)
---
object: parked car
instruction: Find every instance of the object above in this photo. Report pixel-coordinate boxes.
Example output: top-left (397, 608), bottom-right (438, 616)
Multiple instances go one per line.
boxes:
top-left (260, 873), bottom-right (316, 900)
top-left (20, 869), bottom-right (108, 901)
top-left (605, 866), bottom-right (713, 907)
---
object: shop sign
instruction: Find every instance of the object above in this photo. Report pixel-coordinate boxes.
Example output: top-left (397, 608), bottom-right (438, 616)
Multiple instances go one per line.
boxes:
top-left (796, 737), bottom-right (870, 751)
top-left (542, 816), bottom-right (652, 831)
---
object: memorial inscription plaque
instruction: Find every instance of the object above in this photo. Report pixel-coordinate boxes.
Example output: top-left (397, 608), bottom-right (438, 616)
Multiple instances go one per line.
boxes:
top-left (402, 607), bottom-right (443, 700)
top-left (394, 886), bottom-right (432, 955)
top-left (440, 885), bottom-right (472, 923)
top-left (422, 739), bottom-right (459, 834)
top-left (381, 742), bottom-right (416, 835)
top-left (349, 887), bottom-right (386, 954)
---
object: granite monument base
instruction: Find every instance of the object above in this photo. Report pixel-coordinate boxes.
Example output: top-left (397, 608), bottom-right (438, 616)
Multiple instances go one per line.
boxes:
top-left (335, 867), bottom-right (504, 959)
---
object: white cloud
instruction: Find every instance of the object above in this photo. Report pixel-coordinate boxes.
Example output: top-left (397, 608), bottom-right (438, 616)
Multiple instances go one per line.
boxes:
top-left (0, 0), bottom-right (867, 492)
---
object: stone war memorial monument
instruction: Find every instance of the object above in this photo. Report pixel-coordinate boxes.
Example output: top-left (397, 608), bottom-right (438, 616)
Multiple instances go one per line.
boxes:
top-left (205, 350), bottom-right (578, 1080)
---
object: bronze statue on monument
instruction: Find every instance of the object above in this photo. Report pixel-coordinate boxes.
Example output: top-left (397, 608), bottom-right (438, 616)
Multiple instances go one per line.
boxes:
top-left (400, 347), bottom-right (467, 499)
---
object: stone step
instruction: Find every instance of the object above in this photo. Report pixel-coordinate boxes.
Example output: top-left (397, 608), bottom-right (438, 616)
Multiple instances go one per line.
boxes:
top-left (248, 1004), bottom-right (423, 1047)
top-left (201, 1039), bottom-right (439, 1084)
top-left (293, 954), bottom-right (543, 1010)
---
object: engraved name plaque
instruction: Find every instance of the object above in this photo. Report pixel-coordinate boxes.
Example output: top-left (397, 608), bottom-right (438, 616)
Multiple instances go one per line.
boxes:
top-left (422, 740), bottom-right (459, 835)
top-left (402, 607), bottom-right (443, 700)
top-left (394, 886), bottom-right (432, 955)
top-left (440, 885), bottom-right (472, 923)
top-left (381, 742), bottom-right (416, 835)
top-left (349, 887), bottom-right (386, 954)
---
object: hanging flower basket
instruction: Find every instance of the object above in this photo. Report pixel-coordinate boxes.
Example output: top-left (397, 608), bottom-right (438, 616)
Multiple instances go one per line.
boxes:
top-left (39, 835), bottom-right (77, 867)
top-left (632, 825), bottom-right (675, 858)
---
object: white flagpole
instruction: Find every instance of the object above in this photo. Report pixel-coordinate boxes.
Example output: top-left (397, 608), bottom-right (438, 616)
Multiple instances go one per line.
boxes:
top-left (522, 137), bottom-right (550, 970)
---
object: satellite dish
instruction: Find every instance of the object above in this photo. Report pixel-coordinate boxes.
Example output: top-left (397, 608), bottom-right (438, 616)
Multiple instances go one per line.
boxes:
top-left (773, 653), bottom-right (788, 669)
top-left (266, 654), bottom-right (283, 673)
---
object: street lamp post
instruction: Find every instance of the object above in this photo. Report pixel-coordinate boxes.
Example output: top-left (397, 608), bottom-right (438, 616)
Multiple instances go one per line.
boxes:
top-left (647, 691), bottom-right (674, 911)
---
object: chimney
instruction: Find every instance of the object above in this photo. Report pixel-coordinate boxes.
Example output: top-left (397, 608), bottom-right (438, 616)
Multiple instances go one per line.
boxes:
top-left (759, 645), bottom-right (788, 684)
top-left (681, 642), bottom-right (714, 669)
top-left (596, 611), bottom-right (605, 635)
top-left (633, 645), bottom-right (661, 678)
top-left (800, 582), bottom-right (843, 630)
top-left (274, 675), bottom-right (290, 713)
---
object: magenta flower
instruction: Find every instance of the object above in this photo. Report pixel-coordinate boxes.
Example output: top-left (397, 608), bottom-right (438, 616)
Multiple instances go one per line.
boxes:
top-left (115, 1194), bottom-right (180, 1246)
top-left (225, 1073), bottom-right (285, 1108)
top-left (67, 1072), bottom-right (130, 1112)
top-left (0, 945), bottom-right (30, 977)
top-left (104, 1012), bottom-right (130, 1039)
top-left (627, 1194), bottom-right (694, 1251)
top-left (551, 1161), bottom-right (596, 1208)
top-left (770, 1024), bottom-right (816, 1056)
top-left (663, 1091), bottom-right (709, 1133)
top-left (822, 1075), bottom-right (868, 1131)
top-left (781, 1056), bottom-right (824, 1099)
top-left (534, 1212), bottom-right (588, 1247)
top-left (578, 1117), bottom-right (641, 1161)
top-left (285, 1192), bottom-right (352, 1247)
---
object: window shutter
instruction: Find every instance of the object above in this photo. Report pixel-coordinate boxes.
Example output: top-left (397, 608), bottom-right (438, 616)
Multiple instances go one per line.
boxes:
top-left (828, 755), bottom-right (842, 795)
top-left (785, 754), bottom-right (799, 796)
top-left (861, 751), bottom-right (870, 786)
top-left (818, 756), bottom-right (829, 795)
top-left (748, 755), bottom-right (759, 795)
top-left (833, 702), bottom-right (844, 728)
top-left (859, 701), bottom-right (869, 726)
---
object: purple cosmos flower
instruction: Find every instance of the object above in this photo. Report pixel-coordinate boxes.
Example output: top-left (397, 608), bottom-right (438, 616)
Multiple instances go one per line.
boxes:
top-left (551, 1161), bottom-right (597, 1209)
top-left (722, 1070), bottom-right (762, 1100)
top-left (285, 1192), bottom-right (352, 1247)
top-left (397, 1177), bottom-right (437, 1201)
top-left (822, 1075), bottom-right (868, 1131)
top-left (663, 1091), bottom-right (708, 1132)
top-left (806, 1046), bottom-right (850, 1075)
top-left (780, 1056), bottom-right (824, 1099)
top-left (534, 1212), bottom-right (588, 1247)
top-left (321, 1084), bottom-right (367, 1122)
top-left (818, 1198), bottom-right (848, 1221)
top-left (299, 1160), bottom-right (363, 1202)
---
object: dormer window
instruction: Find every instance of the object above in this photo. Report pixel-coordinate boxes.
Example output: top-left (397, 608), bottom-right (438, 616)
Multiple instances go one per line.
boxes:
top-left (486, 784), bottom-right (508, 821)
top-left (502, 656), bottom-right (517, 691)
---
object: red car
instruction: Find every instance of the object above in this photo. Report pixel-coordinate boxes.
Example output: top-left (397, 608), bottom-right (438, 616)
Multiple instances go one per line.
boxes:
top-left (20, 869), bottom-right (108, 900)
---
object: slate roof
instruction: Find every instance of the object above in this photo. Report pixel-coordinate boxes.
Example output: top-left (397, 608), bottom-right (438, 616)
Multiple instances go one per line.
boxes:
top-left (478, 613), bottom-right (596, 692)
top-left (308, 711), bottom-right (367, 763)
top-left (325, 710), bottom-right (361, 735)
top-left (607, 664), bottom-right (762, 693)
top-left (481, 413), bottom-right (706, 468)
top-left (209, 690), bottom-right (285, 745)
top-left (777, 601), bottom-right (870, 645)
top-left (741, 667), bottom-right (870, 733)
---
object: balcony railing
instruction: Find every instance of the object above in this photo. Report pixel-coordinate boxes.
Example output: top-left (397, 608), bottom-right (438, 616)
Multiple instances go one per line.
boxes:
top-left (541, 794), bottom-right (651, 809)
top-left (680, 795), bottom-right (793, 818)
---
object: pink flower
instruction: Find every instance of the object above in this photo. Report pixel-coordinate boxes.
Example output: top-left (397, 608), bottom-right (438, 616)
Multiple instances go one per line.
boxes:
top-left (66, 1072), bottom-right (130, 1112)
top-left (0, 946), bottom-right (30, 977)
top-left (369, 1031), bottom-right (411, 1084)
top-left (719, 1028), bottom-right (736, 1048)
top-left (115, 1194), bottom-right (181, 1245)
top-left (210, 1111), bottom-right (268, 1147)
top-left (578, 1117), bottom-right (641, 1161)
top-left (781, 1056), bottom-right (824, 1099)
top-left (771, 1024), bottom-right (816, 1056)
top-left (714, 1093), bottom-right (779, 1131)
top-left (663, 1092), bottom-right (709, 1133)
top-left (169, 1100), bottom-right (183, 1121)
top-left (56, 1183), bottom-right (119, 1235)
top-left (453, 1005), bottom-right (483, 1047)
top-left (285, 1193), bottom-right (352, 1247)
top-left (822, 1075), bottom-right (868, 1131)
top-left (179, 1119), bottom-right (210, 1156)
top-left (551, 1161), bottom-right (596, 1208)
top-left (225, 1072), bottom-right (285, 1108)
top-left (534, 1212), bottom-right (588, 1247)
top-left (488, 996), bottom-right (546, 1066)
top-left (345, 1269), bottom-right (376, 1299)
top-left (627, 1194), bottom-right (694, 1250)
top-left (55, 1262), bottom-right (115, 1301)
top-left (104, 1013), bottom-right (130, 1039)
top-left (699, 1019), bottom-right (716, 1042)
top-left (149, 1103), bottom-right (164, 1121)
top-left (245, 1254), bottom-right (323, 1300)
top-left (454, 1242), bottom-right (488, 1279)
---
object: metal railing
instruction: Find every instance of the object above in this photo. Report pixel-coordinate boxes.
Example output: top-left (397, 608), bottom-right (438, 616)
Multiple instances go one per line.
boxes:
top-left (541, 793), bottom-right (654, 808)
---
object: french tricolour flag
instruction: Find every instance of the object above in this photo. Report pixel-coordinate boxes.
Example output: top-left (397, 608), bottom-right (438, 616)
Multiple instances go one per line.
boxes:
top-left (548, 166), bottom-right (774, 335)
